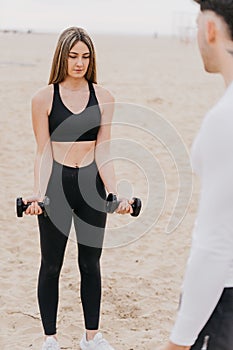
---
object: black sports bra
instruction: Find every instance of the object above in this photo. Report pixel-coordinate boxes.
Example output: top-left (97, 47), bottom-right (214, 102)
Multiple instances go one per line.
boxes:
top-left (49, 81), bottom-right (101, 142)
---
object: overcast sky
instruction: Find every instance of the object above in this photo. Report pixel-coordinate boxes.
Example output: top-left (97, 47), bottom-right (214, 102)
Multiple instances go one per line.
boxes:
top-left (1, 0), bottom-right (199, 35)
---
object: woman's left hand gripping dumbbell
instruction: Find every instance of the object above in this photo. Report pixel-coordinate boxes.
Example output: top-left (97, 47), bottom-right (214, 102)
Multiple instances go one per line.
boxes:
top-left (115, 197), bottom-right (134, 215)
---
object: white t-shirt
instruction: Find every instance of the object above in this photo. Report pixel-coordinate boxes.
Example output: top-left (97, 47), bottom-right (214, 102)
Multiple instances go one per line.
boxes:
top-left (170, 81), bottom-right (233, 346)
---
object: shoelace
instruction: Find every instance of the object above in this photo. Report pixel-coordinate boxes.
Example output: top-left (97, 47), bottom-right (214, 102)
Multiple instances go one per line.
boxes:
top-left (96, 338), bottom-right (112, 349)
top-left (43, 339), bottom-right (60, 350)
top-left (45, 345), bottom-right (59, 350)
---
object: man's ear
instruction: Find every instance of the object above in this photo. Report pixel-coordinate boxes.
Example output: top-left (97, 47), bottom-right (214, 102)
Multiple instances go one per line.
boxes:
top-left (206, 19), bottom-right (217, 44)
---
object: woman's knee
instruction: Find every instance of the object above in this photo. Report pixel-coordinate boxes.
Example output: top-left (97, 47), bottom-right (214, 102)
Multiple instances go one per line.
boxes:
top-left (78, 247), bottom-right (102, 275)
top-left (79, 261), bottom-right (100, 275)
top-left (40, 260), bottom-right (63, 279)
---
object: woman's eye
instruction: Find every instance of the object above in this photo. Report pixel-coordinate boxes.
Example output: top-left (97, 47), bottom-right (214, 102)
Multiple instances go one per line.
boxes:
top-left (69, 55), bottom-right (90, 59)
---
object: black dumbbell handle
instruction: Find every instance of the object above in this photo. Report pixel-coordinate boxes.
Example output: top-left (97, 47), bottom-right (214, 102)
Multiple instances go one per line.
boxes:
top-left (23, 201), bottom-right (45, 210)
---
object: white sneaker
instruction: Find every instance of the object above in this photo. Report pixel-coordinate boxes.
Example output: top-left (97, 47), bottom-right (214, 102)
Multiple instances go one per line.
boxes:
top-left (42, 336), bottom-right (60, 350)
top-left (80, 332), bottom-right (115, 350)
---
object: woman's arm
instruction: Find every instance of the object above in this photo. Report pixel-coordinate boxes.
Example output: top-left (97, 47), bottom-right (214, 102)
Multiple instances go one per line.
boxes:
top-left (94, 86), bottom-right (132, 214)
top-left (95, 87), bottom-right (117, 194)
top-left (24, 86), bottom-right (53, 215)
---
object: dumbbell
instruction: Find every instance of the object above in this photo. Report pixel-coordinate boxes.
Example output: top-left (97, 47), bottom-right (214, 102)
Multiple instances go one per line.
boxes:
top-left (16, 197), bottom-right (50, 217)
top-left (106, 193), bottom-right (142, 217)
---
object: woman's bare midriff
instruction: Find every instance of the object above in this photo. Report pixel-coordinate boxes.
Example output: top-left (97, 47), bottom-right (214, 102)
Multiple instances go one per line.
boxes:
top-left (51, 141), bottom-right (96, 168)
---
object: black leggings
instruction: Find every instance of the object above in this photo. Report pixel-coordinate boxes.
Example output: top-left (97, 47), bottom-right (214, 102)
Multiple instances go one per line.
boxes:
top-left (37, 160), bottom-right (107, 335)
top-left (190, 288), bottom-right (233, 350)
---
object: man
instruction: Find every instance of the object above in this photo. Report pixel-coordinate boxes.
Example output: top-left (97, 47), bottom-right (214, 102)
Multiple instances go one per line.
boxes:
top-left (161, 1), bottom-right (233, 349)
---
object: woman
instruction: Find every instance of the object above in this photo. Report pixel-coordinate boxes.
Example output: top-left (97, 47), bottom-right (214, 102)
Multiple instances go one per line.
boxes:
top-left (24, 26), bottom-right (132, 350)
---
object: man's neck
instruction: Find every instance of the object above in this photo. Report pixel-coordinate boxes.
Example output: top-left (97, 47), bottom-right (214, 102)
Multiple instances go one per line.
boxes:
top-left (221, 43), bottom-right (233, 87)
top-left (222, 68), bottom-right (233, 88)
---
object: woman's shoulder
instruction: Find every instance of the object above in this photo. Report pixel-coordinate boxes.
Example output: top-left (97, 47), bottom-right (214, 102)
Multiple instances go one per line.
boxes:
top-left (32, 84), bottom-right (54, 106)
top-left (92, 83), bottom-right (115, 104)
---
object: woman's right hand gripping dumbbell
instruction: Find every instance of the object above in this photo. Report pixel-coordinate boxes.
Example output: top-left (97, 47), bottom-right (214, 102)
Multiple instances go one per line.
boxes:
top-left (23, 194), bottom-right (44, 216)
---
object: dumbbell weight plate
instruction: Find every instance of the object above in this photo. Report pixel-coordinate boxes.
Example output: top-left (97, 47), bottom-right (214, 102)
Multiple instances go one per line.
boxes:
top-left (16, 197), bottom-right (24, 217)
top-left (131, 197), bottom-right (142, 217)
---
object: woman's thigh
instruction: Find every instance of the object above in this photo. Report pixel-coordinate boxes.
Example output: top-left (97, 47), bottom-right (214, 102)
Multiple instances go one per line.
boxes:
top-left (38, 213), bottom-right (72, 266)
top-left (72, 161), bottom-right (107, 248)
top-left (44, 161), bottom-right (73, 238)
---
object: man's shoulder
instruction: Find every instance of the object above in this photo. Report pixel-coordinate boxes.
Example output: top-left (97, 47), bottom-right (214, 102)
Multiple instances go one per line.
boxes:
top-left (204, 88), bottom-right (233, 128)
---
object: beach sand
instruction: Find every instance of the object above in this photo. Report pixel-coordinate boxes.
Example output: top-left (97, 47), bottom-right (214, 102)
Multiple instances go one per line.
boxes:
top-left (0, 32), bottom-right (224, 349)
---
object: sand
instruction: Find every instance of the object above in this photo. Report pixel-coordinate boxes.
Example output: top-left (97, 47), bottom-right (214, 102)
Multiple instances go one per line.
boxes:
top-left (0, 32), bottom-right (224, 349)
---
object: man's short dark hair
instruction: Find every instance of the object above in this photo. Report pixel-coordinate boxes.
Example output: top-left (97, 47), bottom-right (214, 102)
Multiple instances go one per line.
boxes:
top-left (194, 0), bottom-right (233, 39)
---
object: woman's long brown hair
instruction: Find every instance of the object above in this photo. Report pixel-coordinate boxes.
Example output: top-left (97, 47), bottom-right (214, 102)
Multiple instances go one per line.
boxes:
top-left (48, 27), bottom-right (97, 84)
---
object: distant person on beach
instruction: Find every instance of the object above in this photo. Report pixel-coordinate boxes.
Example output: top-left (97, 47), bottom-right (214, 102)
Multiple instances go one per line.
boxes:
top-left (160, 1), bottom-right (233, 350)
top-left (23, 27), bottom-right (133, 350)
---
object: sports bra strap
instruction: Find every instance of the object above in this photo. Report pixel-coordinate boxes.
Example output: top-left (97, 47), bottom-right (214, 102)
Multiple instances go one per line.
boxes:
top-left (88, 80), bottom-right (95, 92)
top-left (54, 83), bottom-right (59, 94)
